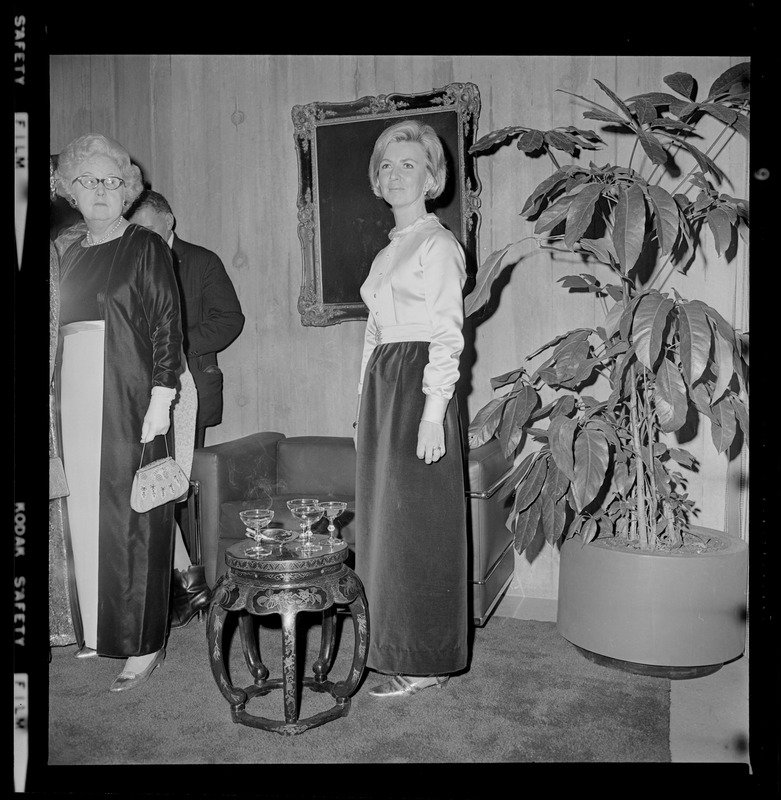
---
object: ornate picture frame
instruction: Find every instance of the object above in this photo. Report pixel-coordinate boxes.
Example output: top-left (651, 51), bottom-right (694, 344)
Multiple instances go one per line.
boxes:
top-left (291, 83), bottom-right (482, 326)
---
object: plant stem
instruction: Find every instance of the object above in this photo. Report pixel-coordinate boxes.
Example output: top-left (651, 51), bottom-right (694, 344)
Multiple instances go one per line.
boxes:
top-left (629, 364), bottom-right (649, 549)
top-left (545, 145), bottom-right (560, 170)
top-left (663, 500), bottom-right (681, 548)
top-left (644, 372), bottom-right (658, 546)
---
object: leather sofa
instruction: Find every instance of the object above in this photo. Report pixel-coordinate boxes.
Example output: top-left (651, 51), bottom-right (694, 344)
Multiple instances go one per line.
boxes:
top-left (189, 432), bottom-right (515, 626)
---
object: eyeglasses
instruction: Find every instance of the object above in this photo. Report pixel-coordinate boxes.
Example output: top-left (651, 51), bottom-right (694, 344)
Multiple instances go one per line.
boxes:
top-left (71, 175), bottom-right (125, 190)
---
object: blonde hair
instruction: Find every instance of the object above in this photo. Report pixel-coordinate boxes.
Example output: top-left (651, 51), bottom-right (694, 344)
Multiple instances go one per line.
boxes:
top-left (368, 119), bottom-right (447, 200)
top-left (54, 133), bottom-right (144, 205)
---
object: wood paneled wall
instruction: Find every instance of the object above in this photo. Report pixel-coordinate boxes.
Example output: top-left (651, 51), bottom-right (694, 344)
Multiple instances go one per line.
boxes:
top-left (50, 55), bottom-right (749, 600)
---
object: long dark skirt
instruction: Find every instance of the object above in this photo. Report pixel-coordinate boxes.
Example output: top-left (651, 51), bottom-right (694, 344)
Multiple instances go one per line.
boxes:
top-left (356, 341), bottom-right (468, 675)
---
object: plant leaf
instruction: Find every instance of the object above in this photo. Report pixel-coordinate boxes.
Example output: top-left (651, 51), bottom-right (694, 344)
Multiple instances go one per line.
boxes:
top-left (631, 97), bottom-right (659, 125)
top-left (675, 139), bottom-right (726, 182)
top-left (497, 452), bottom-right (536, 502)
top-left (637, 130), bottom-right (668, 166)
top-left (468, 397), bottom-right (507, 447)
top-left (551, 339), bottom-right (592, 384)
top-left (706, 62), bottom-right (750, 100)
top-left (619, 294), bottom-right (645, 341)
top-left (500, 384), bottom-right (540, 458)
top-left (517, 128), bottom-right (545, 153)
top-left (594, 79), bottom-right (634, 118)
top-left (581, 517), bottom-right (599, 545)
top-left (664, 72), bottom-right (697, 100)
top-left (582, 108), bottom-right (628, 124)
top-left (625, 91), bottom-right (682, 108)
top-left (464, 240), bottom-right (529, 317)
top-left (654, 358), bottom-right (689, 433)
top-left (709, 397), bottom-right (737, 453)
top-left (469, 125), bottom-right (528, 154)
top-left (545, 457), bottom-right (571, 501)
top-left (603, 301), bottom-right (624, 339)
top-left (676, 299), bottom-right (712, 386)
top-left (544, 130), bottom-right (578, 154)
top-left (527, 328), bottom-right (591, 361)
top-left (512, 496), bottom-right (543, 553)
top-left (612, 183), bottom-right (646, 270)
top-left (549, 415), bottom-right (578, 481)
top-left (707, 207), bottom-right (733, 256)
top-left (699, 102), bottom-right (738, 126)
top-left (512, 455), bottom-right (548, 515)
top-left (564, 183), bottom-right (604, 249)
top-left (731, 114), bottom-right (750, 140)
top-left (646, 184), bottom-right (680, 255)
top-left (668, 447), bottom-right (697, 468)
top-left (632, 292), bottom-right (674, 370)
top-left (572, 428), bottom-right (610, 511)
top-left (534, 195), bottom-right (575, 234)
top-left (521, 169), bottom-right (569, 217)
top-left (699, 301), bottom-right (741, 347)
top-left (578, 236), bottom-right (617, 266)
top-left (540, 491), bottom-right (569, 546)
top-left (729, 394), bottom-right (749, 448)
top-left (490, 368), bottom-right (525, 390)
top-left (710, 320), bottom-right (736, 404)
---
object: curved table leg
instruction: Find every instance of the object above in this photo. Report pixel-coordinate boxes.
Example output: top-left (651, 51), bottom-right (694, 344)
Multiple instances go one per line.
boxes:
top-left (238, 611), bottom-right (269, 684)
top-left (312, 606), bottom-right (337, 685)
top-left (331, 585), bottom-right (369, 702)
top-left (206, 601), bottom-right (248, 719)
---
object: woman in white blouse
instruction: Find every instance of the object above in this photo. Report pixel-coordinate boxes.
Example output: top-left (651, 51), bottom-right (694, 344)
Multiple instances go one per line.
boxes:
top-left (355, 120), bottom-right (469, 697)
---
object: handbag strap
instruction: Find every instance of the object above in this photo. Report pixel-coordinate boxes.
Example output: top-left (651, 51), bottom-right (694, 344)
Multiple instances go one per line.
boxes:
top-left (138, 434), bottom-right (171, 469)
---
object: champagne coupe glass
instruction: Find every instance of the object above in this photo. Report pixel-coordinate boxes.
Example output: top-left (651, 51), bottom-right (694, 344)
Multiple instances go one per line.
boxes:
top-left (290, 503), bottom-right (324, 553)
top-left (319, 501), bottom-right (347, 546)
top-left (286, 498), bottom-right (319, 537)
top-left (239, 508), bottom-right (274, 556)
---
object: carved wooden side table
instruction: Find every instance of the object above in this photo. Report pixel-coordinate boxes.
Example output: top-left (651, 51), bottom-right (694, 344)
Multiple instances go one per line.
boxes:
top-left (206, 534), bottom-right (368, 735)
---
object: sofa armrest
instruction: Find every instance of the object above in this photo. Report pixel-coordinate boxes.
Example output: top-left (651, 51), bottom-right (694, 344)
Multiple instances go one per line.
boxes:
top-left (190, 431), bottom-right (285, 586)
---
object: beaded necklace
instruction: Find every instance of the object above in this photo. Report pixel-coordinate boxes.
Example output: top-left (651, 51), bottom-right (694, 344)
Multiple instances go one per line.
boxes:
top-left (86, 217), bottom-right (124, 246)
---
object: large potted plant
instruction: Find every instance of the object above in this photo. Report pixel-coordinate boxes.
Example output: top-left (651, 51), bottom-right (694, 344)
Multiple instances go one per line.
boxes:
top-left (466, 62), bottom-right (750, 677)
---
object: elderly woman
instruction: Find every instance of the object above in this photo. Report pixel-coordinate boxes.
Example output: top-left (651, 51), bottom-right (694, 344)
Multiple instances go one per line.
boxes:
top-left (355, 120), bottom-right (469, 697)
top-left (54, 133), bottom-right (184, 691)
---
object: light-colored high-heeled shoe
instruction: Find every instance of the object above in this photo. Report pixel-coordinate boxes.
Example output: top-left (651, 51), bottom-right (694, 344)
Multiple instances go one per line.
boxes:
top-left (109, 649), bottom-right (165, 692)
top-left (74, 645), bottom-right (97, 659)
top-left (368, 674), bottom-right (450, 697)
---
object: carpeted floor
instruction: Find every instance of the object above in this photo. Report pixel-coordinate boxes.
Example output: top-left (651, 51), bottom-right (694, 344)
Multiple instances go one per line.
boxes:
top-left (47, 614), bottom-right (670, 769)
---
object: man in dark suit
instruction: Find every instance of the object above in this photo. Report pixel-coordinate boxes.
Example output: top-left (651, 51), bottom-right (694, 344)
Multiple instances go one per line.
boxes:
top-left (129, 190), bottom-right (244, 447)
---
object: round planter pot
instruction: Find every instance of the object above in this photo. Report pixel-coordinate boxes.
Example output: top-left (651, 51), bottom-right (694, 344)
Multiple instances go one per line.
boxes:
top-left (556, 526), bottom-right (748, 677)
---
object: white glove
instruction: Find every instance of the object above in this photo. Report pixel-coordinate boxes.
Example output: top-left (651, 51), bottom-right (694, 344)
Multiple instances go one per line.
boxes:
top-left (140, 386), bottom-right (176, 443)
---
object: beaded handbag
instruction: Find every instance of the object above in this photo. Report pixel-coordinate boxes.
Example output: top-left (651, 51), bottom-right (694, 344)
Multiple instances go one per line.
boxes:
top-left (130, 437), bottom-right (188, 513)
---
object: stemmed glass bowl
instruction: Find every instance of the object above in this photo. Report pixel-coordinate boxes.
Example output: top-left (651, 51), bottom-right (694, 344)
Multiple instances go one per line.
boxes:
top-left (239, 508), bottom-right (274, 556)
top-left (290, 503), bottom-right (325, 553)
top-left (286, 498), bottom-right (319, 536)
top-left (318, 501), bottom-right (347, 546)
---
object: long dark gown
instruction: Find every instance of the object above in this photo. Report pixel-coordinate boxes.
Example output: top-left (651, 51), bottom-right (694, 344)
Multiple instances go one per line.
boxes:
top-left (58, 224), bottom-right (183, 657)
top-left (356, 343), bottom-right (467, 675)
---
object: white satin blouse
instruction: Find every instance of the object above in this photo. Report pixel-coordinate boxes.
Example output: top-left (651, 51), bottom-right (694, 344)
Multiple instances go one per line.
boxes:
top-left (358, 213), bottom-right (467, 424)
